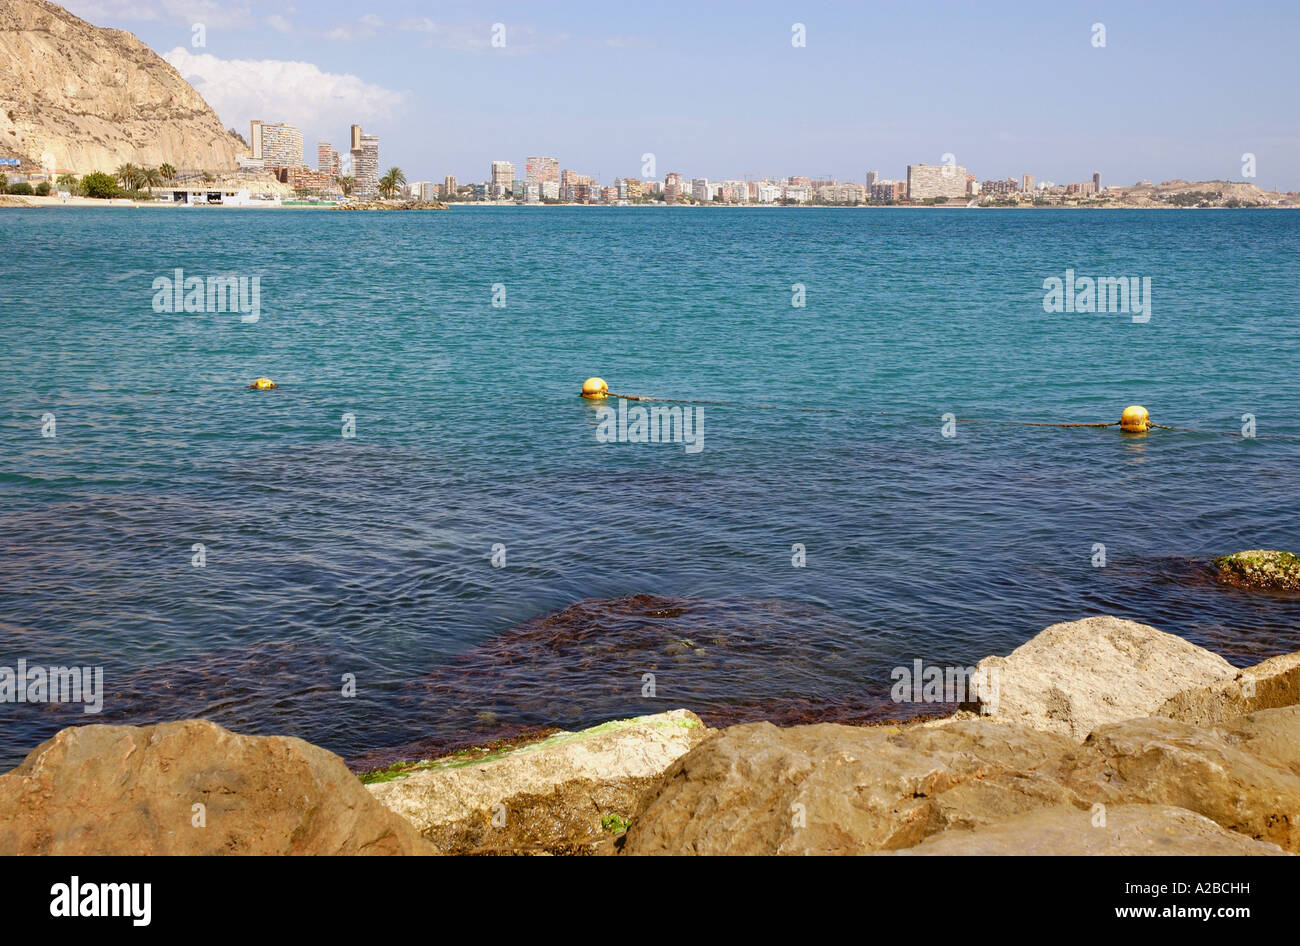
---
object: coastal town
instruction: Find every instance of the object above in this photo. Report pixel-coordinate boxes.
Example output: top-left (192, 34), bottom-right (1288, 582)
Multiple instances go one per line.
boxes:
top-left (3, 115), bottom-right (1296, 210)
top-left (4, 0), bottom-right (1300, 898)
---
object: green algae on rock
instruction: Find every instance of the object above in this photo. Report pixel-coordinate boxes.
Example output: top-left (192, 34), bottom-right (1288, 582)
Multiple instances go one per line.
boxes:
top-left (364, 709), bottom-right (711, 855)
top-left (1214, 550), bottom-right (1300, 591)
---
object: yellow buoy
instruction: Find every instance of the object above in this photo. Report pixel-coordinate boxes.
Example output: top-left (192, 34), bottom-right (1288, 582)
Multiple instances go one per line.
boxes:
top-left (1120, 404), bottom-right (1150, 432)
top-left (249, 377), bottom-right (277, 390)
top-left (580, 377), bottom-right (609, 399)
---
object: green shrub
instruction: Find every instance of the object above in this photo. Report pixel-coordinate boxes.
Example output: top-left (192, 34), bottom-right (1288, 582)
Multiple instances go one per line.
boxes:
top-left (81, 171), bottom-right (120, 199)
top-left (35, 181), bottom-right (51, 196)
top-left (8, 182), bottom-right (33, 195)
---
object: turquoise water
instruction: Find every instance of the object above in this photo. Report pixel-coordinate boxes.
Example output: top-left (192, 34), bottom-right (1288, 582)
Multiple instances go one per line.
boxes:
top-left (2, 206), bottom-right (1298, 767)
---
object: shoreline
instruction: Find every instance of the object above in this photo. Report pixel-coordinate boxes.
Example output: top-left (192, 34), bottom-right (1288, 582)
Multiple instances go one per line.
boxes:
top-left (7, 193), bottom-right (1299, 211)
top-left (3, 612), bottom-right (1297, 855)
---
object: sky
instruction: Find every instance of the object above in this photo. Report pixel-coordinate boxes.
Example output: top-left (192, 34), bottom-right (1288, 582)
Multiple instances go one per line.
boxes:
top-left (61, 0), bottom-right (1300, 190)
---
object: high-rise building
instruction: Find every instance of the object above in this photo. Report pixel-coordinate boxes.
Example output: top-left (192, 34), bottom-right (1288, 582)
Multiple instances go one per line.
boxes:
top-left (249, 120), bottom-right (304, 168)
top-left (488, 161), bottom-right (515, 199)
top-left (691, 178), bottom-right (710, 202)
top-left (906, 163), bottom-right (969, 200)
top-left (318, 142), bottom-right (341, 179)
top-left (1093, 171), bottom-right (1102, 192)
top-left (350, 128), bottom-right (379, 196)
top-left (865, 170), bottom-right (878, 188)
top-left (444, 175), bottom-right (458, 199)
top-left (491, 161), bottom-right (515, 187)
top-left (525, 156), bottom-right (559, 186)
top-left (1022, 173), bottom-right (1034, 193)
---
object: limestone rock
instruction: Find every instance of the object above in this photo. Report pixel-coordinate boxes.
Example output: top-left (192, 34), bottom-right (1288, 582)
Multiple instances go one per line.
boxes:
top-left (366, 709), bottom-right (712, 854)
top-left (621, 716), bottom-right (1080, 856)
top-left (1158, 651), bottom-right (1300, 727)
top-left (965, 616), bottom-right (1238, 740)
top-left (1064, 707), bottom-right (1300, 852)
top-left (882, 804), bottom-right (1289, 855)
top-left (0, 720), bottom-right (431, 855)
top-left (0, 0), bottom-right (246, 174)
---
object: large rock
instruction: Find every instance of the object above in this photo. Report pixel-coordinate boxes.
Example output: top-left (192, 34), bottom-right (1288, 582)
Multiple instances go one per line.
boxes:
top-left (0, 0), bottom-right (247, 174)
top-left (1064, 707), bottom-right (1300, 852)
top-left (1214, 550), bottom-right (1300, 591)
top-left (0, 720), bottom-right (431, 855)
top-left (623, 702), bottom-right (1300, 856)
top-left (1157, 651), bottom-right (1300, 727)
top-left (621, 716), bottom-right (1081, 856)
top-left (881, 805), bottom-right (1289, 856)
top-left (366, 710), bottom-right (712, 854)
top-left (965, 616), bottom-right (1238, 740)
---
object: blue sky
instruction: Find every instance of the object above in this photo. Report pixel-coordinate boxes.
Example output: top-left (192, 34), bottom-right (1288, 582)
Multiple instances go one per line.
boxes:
top-left (65, 0), bottom-right (1300, 189)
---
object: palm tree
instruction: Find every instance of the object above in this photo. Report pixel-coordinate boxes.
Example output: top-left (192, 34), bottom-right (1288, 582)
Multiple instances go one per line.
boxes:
top-left (141, 167), bottom-right (162, 192)
top-left (377, 166), bottom-right (406, 199)
top-left (338, 175), bottom-right (355, 197)
top-left (56, 173), bottom-right (80, 195)
top-left (114, 163), bottom-right (138, 191)
top-left (159, 163), bottom-right (176, 183)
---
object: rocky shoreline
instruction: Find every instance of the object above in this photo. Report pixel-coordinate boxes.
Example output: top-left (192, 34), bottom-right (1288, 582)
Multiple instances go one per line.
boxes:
top-left (2, 610), bottom-right (1297, 855)
top-left (335, 199), bottom-right (448, 211)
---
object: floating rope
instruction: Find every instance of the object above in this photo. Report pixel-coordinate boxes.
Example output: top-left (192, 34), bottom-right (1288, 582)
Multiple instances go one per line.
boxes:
top-left (580, 379), bottom-right (1300, 440)
top-left (607, 390), bottom-right (836, 414)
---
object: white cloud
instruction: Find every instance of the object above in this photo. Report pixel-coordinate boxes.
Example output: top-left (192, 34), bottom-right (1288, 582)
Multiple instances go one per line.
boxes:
top-left (403, 17), bottom-right (437, 34)
top-left (163, 47), bottom-right (405, 144)
top-left (266, 14), bottom-right (292, 33)
top-left (324, 13), bottom-right (387, 42)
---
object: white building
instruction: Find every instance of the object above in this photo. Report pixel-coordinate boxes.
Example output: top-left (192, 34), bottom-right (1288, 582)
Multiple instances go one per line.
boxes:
top-left (249, 120), bottom-right (303, 168)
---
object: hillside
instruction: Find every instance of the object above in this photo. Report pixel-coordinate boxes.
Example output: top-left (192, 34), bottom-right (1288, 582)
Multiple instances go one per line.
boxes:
top-left (0, 0), bottom-right (246, 175)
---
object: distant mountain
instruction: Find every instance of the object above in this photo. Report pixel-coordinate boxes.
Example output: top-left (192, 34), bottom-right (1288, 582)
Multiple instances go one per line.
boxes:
top-left (0, 0), bottom-right (246, 175)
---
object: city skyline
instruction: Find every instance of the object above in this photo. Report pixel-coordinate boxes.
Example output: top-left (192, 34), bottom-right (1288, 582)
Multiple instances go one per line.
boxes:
top-left (59, 0), bottom-right (1300, 191)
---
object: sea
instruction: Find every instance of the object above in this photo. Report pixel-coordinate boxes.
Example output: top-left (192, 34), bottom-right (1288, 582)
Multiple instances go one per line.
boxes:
top-left (1, 205), bottom-right (1298, 769)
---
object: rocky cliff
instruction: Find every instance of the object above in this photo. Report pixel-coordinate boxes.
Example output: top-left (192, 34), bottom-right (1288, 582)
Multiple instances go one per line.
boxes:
top-left (0, 0), bottom-right (246, 174)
